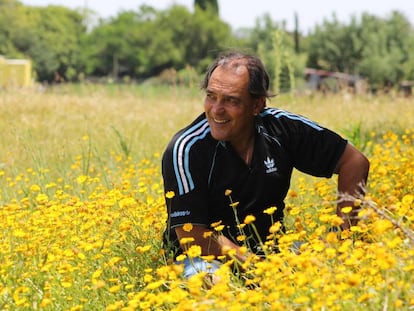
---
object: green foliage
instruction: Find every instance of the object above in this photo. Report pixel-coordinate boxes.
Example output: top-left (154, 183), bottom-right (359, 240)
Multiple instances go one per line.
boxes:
top-left (1, 1), bottom-right (414, 90)
top-left (358, 12), bottom-right (413, 87)
top-left (343, 122), bottom-right (369, 152)
top-left (111, 126), bottom-right (131, 158)
top-left (185, 6), bottom-right (232, 71)
top-left (294, 12), bottom-right (300, 53)
top-left (307, 11), bottom-right (414, 89)
top-left (82, 10), bottom-right (145, 77)
top-left (194, 0), bottom-right (219, 15)
top-left (307, 14), bottom-right (362, 73)
top-left (82, 4), bottom-right (232, 79)
top-left (251, 16), bottom-right (304, 94)
top-left (0, 2), bottom-right (86, 81)
top-left (0, 0), bottom-right (26, 57)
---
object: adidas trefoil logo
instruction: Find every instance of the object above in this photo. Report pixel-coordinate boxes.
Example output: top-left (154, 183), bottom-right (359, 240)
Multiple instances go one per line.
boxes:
top-left (264, 156), bottom-right (277, 174)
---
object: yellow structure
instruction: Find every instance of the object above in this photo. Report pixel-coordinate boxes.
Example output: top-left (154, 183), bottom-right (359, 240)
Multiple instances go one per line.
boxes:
top-left (0, 55), bottom-right (33, 88)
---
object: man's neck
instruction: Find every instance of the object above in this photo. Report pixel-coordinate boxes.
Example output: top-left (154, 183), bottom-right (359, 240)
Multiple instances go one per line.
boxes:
top-left (232, 132), bottom-right (255, 166)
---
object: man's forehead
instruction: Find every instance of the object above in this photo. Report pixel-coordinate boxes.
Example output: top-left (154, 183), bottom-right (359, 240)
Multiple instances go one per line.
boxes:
top-left (207, 64), bottom-right (250, 96)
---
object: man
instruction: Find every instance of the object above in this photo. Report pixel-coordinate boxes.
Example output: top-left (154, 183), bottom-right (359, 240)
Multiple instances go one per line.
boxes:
top-left (162, 51), bottom-right (369, 276)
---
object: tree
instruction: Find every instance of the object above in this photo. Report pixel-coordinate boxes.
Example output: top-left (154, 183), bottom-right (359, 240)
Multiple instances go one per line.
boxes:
top-left (83, 4), bottom-right (232, 80)
top-left (0, 0), bottom-right (24, 57)
top-left (83, 5), bottom-right (187, 79)
top-left (82, 10), bottom-right (146, 78)
top-left (306, 11), bottom-right (414, 89)
top-left (294, 12), bottom-right (300, 53)
top-left (307, 14), bottom-right (362, 73)
top-left (33, 6), bottom-right (86, 81)
top-left (3, 4), bottom-right (86, 81)
top-left (359, 11), bottom-right (414, 87)
top-left (183, 5), bottom-right (232, 71)
top-left (140, 5), bottom-right (193, 76)
top-left (246, 14), bottom-right (304, 93)
top-left (194, 0), bottom-right (218, 15)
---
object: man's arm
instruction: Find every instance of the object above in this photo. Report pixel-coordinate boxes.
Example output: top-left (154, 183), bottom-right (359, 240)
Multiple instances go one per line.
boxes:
top-left (334, 143), bottom-right (370, 229)
top-left (175, 225), bottom-right (248, 262)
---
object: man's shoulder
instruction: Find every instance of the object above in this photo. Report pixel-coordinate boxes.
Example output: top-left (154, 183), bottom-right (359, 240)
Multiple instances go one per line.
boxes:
top-left (165, 113), bottom-right (214, 154)
top-left (259, 107), bottom-right (323, 132)
top-left (257, 107), bottom-right (289, 134)
top-left (260, 107), bottom-right (294, 121)
top-left (259, 107), bottom-right (292, 126)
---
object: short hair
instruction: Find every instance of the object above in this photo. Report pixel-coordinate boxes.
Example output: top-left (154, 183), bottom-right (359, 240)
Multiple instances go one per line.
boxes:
top-left (201, 51), bottom-right (274, 101)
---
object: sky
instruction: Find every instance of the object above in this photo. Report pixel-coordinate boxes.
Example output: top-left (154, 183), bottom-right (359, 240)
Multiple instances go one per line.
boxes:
top-left (20, 0), bottom-right (414, 33)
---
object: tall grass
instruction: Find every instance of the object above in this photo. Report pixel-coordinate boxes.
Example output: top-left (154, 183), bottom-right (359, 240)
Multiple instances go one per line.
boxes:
top-left (0, 85), bottom-right (201, 177)
top-left (1, 85), bottom-right (412, 173)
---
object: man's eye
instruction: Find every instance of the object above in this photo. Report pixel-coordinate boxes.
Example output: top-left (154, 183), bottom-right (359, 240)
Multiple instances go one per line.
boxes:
top-left (206, 93), bottom-right (216, 100)
top-left (226, 98), bottom-right (239, 105)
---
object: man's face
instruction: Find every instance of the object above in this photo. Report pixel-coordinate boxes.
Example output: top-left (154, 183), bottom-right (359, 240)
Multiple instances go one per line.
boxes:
top-left (204, 64), bottom-right (263, 145)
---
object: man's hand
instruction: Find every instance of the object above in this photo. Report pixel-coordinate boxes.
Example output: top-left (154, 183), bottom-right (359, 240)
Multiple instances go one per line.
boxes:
top-left (175, 225), bottom-right (249, 262)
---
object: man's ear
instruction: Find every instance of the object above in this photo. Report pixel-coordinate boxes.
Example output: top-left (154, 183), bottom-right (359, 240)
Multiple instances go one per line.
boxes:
top-left (253, 96), bottom-right (266, 115)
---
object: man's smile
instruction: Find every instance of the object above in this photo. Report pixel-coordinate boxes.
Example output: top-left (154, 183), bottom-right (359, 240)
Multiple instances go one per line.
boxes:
top-left (212, 117), bottom-right (230, 124)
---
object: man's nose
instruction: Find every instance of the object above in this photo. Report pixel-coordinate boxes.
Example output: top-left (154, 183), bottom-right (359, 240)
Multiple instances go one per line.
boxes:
top-left (211, 98), bottom-right (226, 114)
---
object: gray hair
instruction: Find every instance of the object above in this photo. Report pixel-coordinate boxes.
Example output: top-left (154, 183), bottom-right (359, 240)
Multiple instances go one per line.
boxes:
top-left (201, 51), bottom-right (274, 101)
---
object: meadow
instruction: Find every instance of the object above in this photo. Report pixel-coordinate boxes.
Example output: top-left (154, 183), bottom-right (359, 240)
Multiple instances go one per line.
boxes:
top-left (0, 84), bottom-right (413, 310)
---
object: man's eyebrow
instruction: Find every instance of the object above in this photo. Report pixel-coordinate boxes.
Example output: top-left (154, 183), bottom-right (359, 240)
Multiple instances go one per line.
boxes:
top-left (205, 89), bottom-right (240, 101)
top-left (224, 95), bottom-right (239, 100)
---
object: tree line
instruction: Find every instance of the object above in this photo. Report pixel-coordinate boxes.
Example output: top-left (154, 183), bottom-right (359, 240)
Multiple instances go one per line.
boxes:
top-left (1, 0), bottom-right (413, 92)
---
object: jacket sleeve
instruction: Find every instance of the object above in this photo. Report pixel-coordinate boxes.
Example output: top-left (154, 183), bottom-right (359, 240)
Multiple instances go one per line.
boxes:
top-left (162, 137), bottom-right (210, 229)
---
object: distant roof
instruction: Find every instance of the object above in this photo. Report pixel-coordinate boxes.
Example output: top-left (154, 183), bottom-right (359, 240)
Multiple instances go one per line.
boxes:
top-left (5, 59), bottom-right (31, 65)
top-left (304, 68), bottom-right (362, 81)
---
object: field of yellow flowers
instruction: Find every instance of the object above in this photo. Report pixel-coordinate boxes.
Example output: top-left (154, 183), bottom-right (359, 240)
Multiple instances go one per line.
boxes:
top-left (0, 86), bottom-right (413, 310)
